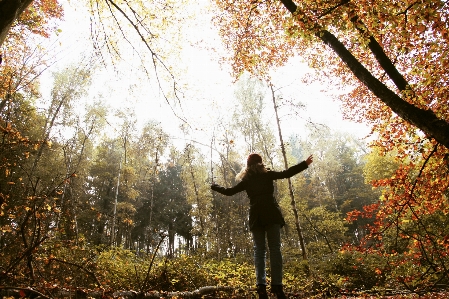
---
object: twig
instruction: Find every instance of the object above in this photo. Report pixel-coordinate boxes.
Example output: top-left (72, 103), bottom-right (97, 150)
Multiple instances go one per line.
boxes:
top-left (141, 232), bottom-right (167, 291)
top-left (48, 258), bottom-right (102, 287)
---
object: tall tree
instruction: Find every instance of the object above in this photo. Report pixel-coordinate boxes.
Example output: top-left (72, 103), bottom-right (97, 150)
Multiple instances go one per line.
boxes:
top-left (270, 83), bottom-right (307, 259)
top-left (210, 153), bottom-right (253, 259)
top-left (83, 137), bottom-right (121, 245)
top-left (208, 118), bottom-right (253, 259)
top-left (110, 109), bottom-right (138, 247)
top-left (181, 144), bottom-right (208, 251)
top-left (232, 75), bottom-right (276, 164)
top-left (131, 120), bottom-right (169, 252)
top-left (152, 159), bottom-right (192, 257)
top-left (53, 101), bottom-right (106, 242)
top-left (29, 65), bottom-right (91, 180)
top-left (0, 91), bottom-right (49, 285)
top-left (0, 60), bottom-right (97, 284)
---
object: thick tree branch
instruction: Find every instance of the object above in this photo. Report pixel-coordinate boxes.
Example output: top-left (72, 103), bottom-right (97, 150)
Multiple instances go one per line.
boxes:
top-left (318, 31), bottom-right (449, 148)
top-left (0, 0), bottom-right (34, 46)
top-left (315, 1), bottom-right (410, 92)
top-left (350, 15), bottom-right (409, 92)
top-left (316, 0), bottom-right (350, 19)
top-left (279, 0), bottom-right (449, 149)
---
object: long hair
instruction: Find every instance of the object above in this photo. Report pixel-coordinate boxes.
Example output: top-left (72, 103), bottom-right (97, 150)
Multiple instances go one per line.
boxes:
top-left (236, 162), bottom-right (267, 181)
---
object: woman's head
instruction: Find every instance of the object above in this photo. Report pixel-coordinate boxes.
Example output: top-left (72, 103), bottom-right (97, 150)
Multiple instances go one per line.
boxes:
top-left (236, 153), bottom-right (267, 181)
top-left (247, 153), bottom-right (263, 167)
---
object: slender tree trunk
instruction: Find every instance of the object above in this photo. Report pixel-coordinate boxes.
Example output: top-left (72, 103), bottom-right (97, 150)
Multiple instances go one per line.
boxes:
top-left (270, 84), bottom-right (307, 260)
top-left (30, 94), bottom-right (68, 178)
top-left (168, 222), bottom-right (175, 257)
top-left (0, 93), bottom-right (10, 113)
top-left (187, 146), bottom-right (204, 236)
top-left (111, 157), bottom-right (122, 246)
top-left (210, 136), bottom-right (221, 261)
top-left (147, 150), bottom-right (159, 252)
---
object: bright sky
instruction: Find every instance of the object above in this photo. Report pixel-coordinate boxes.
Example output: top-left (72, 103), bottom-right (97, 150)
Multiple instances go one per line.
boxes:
top-left (41, 0), bottom-right (371, 151)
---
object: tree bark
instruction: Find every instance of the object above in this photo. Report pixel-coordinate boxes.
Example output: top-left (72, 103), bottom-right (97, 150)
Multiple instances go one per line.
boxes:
top-left (279, 0), bottom-right (449, 149)
top-left (0, 0), bottom-right (34, 46)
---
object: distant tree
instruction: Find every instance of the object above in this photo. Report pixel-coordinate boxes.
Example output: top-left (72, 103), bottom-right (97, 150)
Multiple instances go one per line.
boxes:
top-left (82, 138), bottom-right (121, 245)
top-left (180, 144), bottom-right (209, 252)
top-left (288, 127), bottom-right (378, 245)
top-left (151, 161), bottom-right (192, 257)
top-left (53, 102), bottom-right (106, 242)
top-left (232, 75), bottom-right (277, 164)
top-left (131, 121), bottom-right (169, 252)
top-left (30, 65), bottom-right (91, 179)
top-left (302, 206), bottom-right (348, 255)
top-left (362, 147), bottom-right (401, 184)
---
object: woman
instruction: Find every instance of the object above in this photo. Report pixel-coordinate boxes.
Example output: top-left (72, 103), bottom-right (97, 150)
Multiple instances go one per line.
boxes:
top-left (211, 153), bottom-right (313, 299)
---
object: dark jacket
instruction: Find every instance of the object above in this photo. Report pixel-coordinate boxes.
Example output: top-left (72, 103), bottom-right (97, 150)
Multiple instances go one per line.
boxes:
top-left (211, 161), bottom-right (309, 230)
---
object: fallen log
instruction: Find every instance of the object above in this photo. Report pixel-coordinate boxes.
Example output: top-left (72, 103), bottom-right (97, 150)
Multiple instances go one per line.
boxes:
top-left (0, 285), bottom-right (236, 299)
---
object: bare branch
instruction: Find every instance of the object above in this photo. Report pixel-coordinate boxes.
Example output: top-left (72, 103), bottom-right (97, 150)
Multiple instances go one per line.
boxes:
top-left (103, 0), bottom-right (189, 127)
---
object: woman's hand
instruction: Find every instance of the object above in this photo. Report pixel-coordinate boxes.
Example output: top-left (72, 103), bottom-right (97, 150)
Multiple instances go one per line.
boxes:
top-left (306, 154), bottom-right (313, 165)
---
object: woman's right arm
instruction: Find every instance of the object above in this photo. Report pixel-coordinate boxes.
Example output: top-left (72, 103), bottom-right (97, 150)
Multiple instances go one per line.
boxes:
top-left (211, 181), bottom-right (246, 196)
top-left (270, 155), bottom-right (313, 180)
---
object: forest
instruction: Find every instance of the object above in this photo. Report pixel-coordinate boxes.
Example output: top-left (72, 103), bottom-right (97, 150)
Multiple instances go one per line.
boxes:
top-left (1, 0), bottom-right (448, 298)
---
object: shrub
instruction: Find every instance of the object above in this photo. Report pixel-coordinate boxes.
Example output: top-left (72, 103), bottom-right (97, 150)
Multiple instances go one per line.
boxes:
top-left (147, 254), bottom-right (210, 291)
top-left (313, 251), bottom-right (387, 290)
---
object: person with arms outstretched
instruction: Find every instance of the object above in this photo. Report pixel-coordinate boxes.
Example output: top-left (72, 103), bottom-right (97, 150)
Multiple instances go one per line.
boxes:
top-left (211, 153), bottom-right (313, 299)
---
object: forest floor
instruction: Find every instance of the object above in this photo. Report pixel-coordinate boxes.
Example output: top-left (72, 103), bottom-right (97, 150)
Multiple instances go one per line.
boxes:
top-left (2, 287), bottom-right (449, 299)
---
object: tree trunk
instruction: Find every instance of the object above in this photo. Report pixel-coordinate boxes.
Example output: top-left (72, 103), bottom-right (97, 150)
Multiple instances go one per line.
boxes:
top-left (270, 84), bottom-right (307, 260)
top-left (0, 0), bottom-right (34, 46)
top-left (111, 157), bottom-right (122, 246)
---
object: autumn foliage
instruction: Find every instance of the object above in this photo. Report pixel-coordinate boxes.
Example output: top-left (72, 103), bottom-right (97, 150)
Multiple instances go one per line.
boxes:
top-left (1, 0), bottom-right (449, 297)
top-left (0, 0), bottom-right (63, 110)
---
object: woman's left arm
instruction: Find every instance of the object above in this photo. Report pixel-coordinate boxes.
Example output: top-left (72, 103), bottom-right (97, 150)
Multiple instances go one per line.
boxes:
top-left (211, 181), bottom-right (246, 196)
top-left (271, 154), bottom-right (313, 180)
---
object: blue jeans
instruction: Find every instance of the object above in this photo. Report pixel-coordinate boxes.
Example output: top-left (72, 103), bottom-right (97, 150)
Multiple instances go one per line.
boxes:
top-left (251, 224), bottom-right (283, 286)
